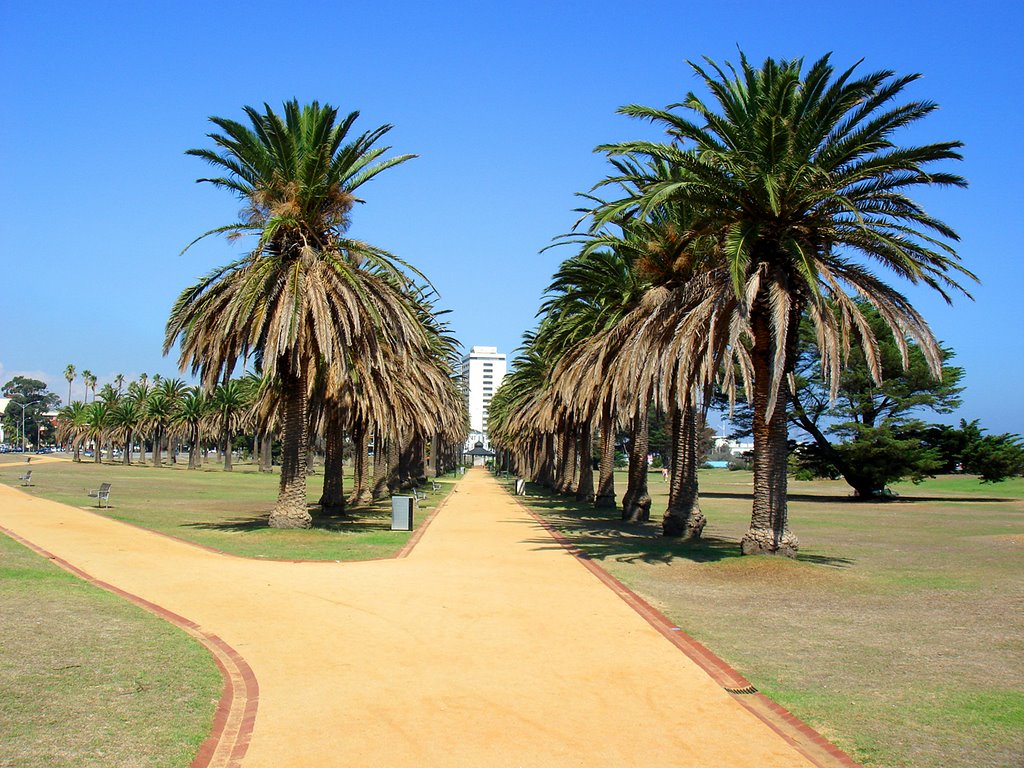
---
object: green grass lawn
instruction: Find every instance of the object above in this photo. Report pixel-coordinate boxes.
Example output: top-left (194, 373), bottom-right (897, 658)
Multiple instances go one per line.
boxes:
top-left (0, 454), bottom-right (455, 561)
top-left (0, 533), bottom-right (221, 767)
top-left (522, 469), bottom-right (1024, 768)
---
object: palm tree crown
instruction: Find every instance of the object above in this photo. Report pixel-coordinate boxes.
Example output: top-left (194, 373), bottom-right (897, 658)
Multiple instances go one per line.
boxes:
top-left (589, 53), bottom-right (976, 555)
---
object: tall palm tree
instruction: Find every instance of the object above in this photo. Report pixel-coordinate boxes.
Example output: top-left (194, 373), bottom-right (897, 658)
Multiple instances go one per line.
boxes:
top-left (64, 364), bottom-right (75, 406)
top-left (80, 370), bottom-right (93, 403)
top-left (114, 373), bottom-right (125, 394)
top-left (165, 100), bottom-right (422, 528)
top-left (597, 54), bottom-right (975, 554)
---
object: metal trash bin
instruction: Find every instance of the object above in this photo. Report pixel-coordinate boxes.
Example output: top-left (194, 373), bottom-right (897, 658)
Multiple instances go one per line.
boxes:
top-left (391, 496), bottom-right (414, 531)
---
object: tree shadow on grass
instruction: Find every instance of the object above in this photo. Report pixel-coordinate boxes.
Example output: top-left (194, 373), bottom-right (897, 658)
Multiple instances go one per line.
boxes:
top-left (520, 486), bottom-right (854, 568)
top-left (184, 504), bottom-right (396, 533)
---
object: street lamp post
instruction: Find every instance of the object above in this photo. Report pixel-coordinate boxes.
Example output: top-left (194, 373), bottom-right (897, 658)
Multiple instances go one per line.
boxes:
top-left (10, 399), bottom-right (42, 452)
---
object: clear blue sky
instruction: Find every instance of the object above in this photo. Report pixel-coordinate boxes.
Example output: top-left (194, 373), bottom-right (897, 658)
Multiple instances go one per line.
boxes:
top-left (2, 0), bottom-right (1021, 433)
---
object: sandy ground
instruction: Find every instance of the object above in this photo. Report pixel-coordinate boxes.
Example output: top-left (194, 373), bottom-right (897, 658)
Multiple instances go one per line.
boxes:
top-left (0, 466), bottom-right (833, 767)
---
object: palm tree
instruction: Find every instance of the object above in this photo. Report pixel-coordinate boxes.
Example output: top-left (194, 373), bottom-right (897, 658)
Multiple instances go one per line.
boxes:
top-left (64, 364), bottom-right (75, 406)
top-left (114, 373), bottom-right (125, 394)
top-left (108, 397), bottom-right (145, 465)
top-left (145, 392), bottom-right (174, 466)
top-left (56, 401), bottom-right (88, 461)
top-left (156, 377), bottom-right (188, 462)
top-left (211, 379), bottom-right (248, 471)
top-left (171, 388), bottom-right (209, 469)
top-left (127, 377), bottom-right (152, 463)
top-left (99, 383), bottom-right (119, 404)
top-left (597, 54), bottom-right (975, 554)
top-left (165, 100), bottom-right (421, 528)
top-left (80, 370), bottom-right (93, 403)
top-left (83, 400), bottom-right (109, 463)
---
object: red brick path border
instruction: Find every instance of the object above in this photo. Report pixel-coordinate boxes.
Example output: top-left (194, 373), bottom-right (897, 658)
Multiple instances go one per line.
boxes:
top-left (511, 490), bottom-right (862, 768)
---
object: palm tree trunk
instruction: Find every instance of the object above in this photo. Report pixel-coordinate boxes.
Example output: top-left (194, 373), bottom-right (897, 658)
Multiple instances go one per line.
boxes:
top-left (386, 432), bottom-right (401, 492)
top-left (397, 432), bottom-right (415, 488)
top-left (428, 433), bottom-right (441, 478)
top-left (742, 311), bottom-right (798, 556)
top-left (318, 408), bottom-right (345, 516)
top-left (594, 401), bottom-right (616, 508)
top-left (410, 433), bottom-right (425, 484)
top-left (575, 420), bottom-right (595, 502)
top-left (152, 428), bottom-right (163, 467)
top-left (269, 366), bottom-right (312, 528)
top-left (622, 405), bottom-right (651, 523)
top-left (539, 434), bottom-right (556, 487)
top-left (662, 401), bottom-right (706, 538)
top-left (223, 422), bottom-right (233, 471)
top-left (555, 428), bottom-right (574, 494)
top-left (350, 420), bottom-right (372, 503)
top-left (372, 429), bottom-right (389, 499)
top-left (189, 425), bottom-right (200, 469)
top-left (259, 433), bottom-right (272, 472)
top-left (122, 433), bottom-right (131, 465)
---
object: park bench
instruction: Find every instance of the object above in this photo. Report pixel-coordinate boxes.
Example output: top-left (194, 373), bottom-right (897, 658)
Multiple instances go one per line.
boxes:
top-left (18, 470), bottom-right (32, 486)
top-left (88, 482), bottom-right (111, 508)
top-left (431, 480), bottom-right (441, 492)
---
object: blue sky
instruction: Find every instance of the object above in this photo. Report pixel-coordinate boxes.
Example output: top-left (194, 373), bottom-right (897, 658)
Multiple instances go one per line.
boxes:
top-left (2, 0), bottom-right (1022, 433)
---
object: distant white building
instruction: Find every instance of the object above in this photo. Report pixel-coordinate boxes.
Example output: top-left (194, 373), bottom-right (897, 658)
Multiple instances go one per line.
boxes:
top-left (713, 434), bottom-right (754, 456)
top-left (461, 345), bottom-right (506, 451)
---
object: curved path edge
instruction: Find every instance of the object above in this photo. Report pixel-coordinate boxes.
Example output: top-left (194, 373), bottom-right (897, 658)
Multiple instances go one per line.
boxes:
top-left (0, 522), bottom-right (258, 768)
top-left (511, 492), bottom-right (861, 768)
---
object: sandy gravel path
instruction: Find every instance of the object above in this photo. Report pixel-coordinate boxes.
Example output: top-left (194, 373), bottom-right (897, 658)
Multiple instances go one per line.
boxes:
top-left (0, 467), bottom-right (853, 767)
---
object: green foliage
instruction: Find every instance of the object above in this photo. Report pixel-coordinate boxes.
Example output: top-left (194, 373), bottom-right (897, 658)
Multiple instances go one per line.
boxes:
top-left (959, 421), bottom-right (1024, 482)
top-left (776, 305), bottom-right (972, 495)
top-left (831, 426), bottom-right (943, 494)
top-left (2, 377), bottom-right (61, 448)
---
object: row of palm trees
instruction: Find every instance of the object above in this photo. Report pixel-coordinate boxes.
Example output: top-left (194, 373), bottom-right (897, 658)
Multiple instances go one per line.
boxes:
top-left (161, 100), bottom-right (468, 527)
top-left (489, 54), bottom-right (975, 556)
top-left (56, 374), bottom-right (250, 470)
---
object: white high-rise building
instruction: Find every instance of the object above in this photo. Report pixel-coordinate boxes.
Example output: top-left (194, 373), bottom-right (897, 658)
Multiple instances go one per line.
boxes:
top-left (461, 345), bottom-right (507, 438)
